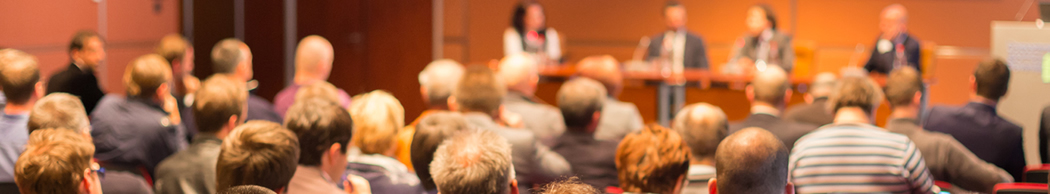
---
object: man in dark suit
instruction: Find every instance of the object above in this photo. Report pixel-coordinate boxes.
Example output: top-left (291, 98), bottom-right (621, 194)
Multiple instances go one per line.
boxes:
top-left (729, 66), bottom-right (817, 149)
top-left (551, 78), bottom-right (620, 190)
top-left (864, 4), bottom-right (921, 75)
top-left (577, 55), bottom-right (644, 141)
top-left (923, 58), bottom-right (1025, 181)
top-left (46, 30), bottom-right (107, 114)
top-left (644, 1), bottom-right (711, 125)
top-left (784, 72), bottom-right (837, 126)
top-left (729, 4), bottom-right (794, 72)
top-left (451, 65), bottom-right (570, 194)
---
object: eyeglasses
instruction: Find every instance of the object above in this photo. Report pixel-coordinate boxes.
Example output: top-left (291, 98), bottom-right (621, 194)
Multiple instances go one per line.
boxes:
top-left (89, 166), bottom-right (106, 179)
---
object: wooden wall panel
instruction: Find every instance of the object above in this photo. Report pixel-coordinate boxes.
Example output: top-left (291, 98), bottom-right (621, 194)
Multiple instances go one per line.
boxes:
top-left (245, 0), bottom-right (287, 101)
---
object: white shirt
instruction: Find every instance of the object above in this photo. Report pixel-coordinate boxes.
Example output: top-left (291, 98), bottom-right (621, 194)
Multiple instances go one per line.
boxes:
top-left (663, 30), bottom-right (687, 73)
top-left (504, 27), bottom-right (562, 60)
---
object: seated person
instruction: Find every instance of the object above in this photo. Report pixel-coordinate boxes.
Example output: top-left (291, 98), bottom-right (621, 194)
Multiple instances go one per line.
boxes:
top-left (499, 53), bottom-right (565, 145)
top-left (14, 128), bottom-right (103, 194)
top-left (616, 124), bottom-right (691, 194)
top-left (410, 112), bottom-right (472, 194)
top-left (274, 35), bottom-right (351, 118)
top-left (0, 49), bottom-right (41, 185)
top-left (155, 34), bottom-right (200, 142)
top-left (504, 1), bottom-right (562, 62)
top-left (155, 75), bottom-right (248, 194)
top-left (215, 121), bottom-right (300, 193)
top-left (285, 98), bottom-right (354, 194)
top-left (576, 55), bottom-right (644, 141)
top-left (402, 59), bottom-right (465, 172)
top-left (709, 127), bottom-right (793, 194)
top-left (783, 72), bottom-right (837, 126)
top-left (430, 130), bottom-right (519, 194)
top-left (551, 78), bottom-right (620, 190)
top-left (346, 90), bottom-right (424, 193)
top-left (865, 4), bottom-right (921, 75)
top-left (728, 4), bottom-right (794, 72)
top-left (210, 38), bottom-right (282, 123)
top-left (219, 185), bottom-right (277, 194)
top-left (537, 177), bottom-right (600, 194)
top-left (671, 102), bottom-right (728, 193)
top-left (729, 66), bottom-right (818, 149)
top-left (789, 75), bottom-right (936, 193)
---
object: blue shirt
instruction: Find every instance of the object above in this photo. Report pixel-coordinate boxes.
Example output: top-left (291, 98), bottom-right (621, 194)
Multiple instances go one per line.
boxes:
top-left (0, 112), bottom-right (29, 183)
top-left (91, 95), bottom-right (187, 176)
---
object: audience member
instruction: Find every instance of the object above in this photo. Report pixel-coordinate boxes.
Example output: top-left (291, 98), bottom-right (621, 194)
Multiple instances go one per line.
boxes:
top-left (46, 30), bottom-right (106, 113)
top-left (219, 185), bottom-right (277, 194)
top-left (671, 103), bottom-right (726, 193)
top-left (616, 124), bottom-right (691, 194)
top-left (91, 54), bottom-right (185, 179)
top-left (499, 53), bottom-right (566, 145)
top-left (155, 34), bottom-right (200, 142)
top-left (783, 72), bottom-right (837, 126)
top-left (789, 75), bottom-right (936, 193)
top-left (28, 93), bottom-right (90, 134)
top-left (576, 55), bottom-right (644, 140)
top-left (709, 127), bottom-right (792, 194)
top-left (885, 67), bottom-right (1012, 193)
top-left (430, 130), bottom-right (519, 194)
top-left (551, 78), bottom-right (619, 190)
top-left (155, 75), bottom-right (248, 194)
top-left (505, 1), bottom-right (562, 61)
top-left (0, 49), bottom-right (41, 184)
top-left (215, 120), bottom-right (299, 193)
top-left (865, 4), bottom-right (921, 74)
top-left (537, 177), bottom-right (600, 194)
top-left (923, 58), bottom-right (1025, 181)
top-left (729, 66), bottom-right (817, 149)
top-left (211, 38), bottom-right (282, 123)
top-left (294, 81), bottom-right (342, 106)
top-left (346, 90), bottom-right (424, 193)
top-left (410, 112), bottom-right (471, 194)
top-left (645, 1), bottom-right (710, 69)
top-left (1042, 105), bottom-right (1050, 164)
top-left (14, 128), bottom-right (103, 194)
top-left (285, 98), bottom-right (354, 194)
top-left (401, 59), bottom-right (465, 172)
top-left (274, 35), bottom-right (351, 118)
top-left (729, 4), bottom-right (794, 72)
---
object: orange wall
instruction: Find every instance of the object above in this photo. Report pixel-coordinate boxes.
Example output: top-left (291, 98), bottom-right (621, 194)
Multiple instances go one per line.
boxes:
top-left (0, 0), bottom-right (181, 95)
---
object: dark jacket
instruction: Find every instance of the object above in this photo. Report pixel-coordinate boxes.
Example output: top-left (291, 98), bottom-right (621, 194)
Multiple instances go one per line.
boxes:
top-left (646, 31), bottom-right (711, 69)
top-left (887, 118), bottom-right (1013, 193)
top-left (923, 102), bottom-right (1025, 181)
top-left (91, 95), bottom-right (187, 176)
top-left (154, 134), bottom-right (223, 194)
top-left (46, 63), bottom-right (105, 113)
top-left (783, 97), bottom-right (835, 127)
top-left (462, 113), bottom-right (571, 194)
top-left (730, 30), bottom-right (795, 72)
top-left (864, 32), bottom-right (921, 74)
top-left (552, 130), bottom-right (620, 190)
top-left (1039, 105), bottom-right (1050, 163)
top-left (729, 113), bottom-right (819, 149)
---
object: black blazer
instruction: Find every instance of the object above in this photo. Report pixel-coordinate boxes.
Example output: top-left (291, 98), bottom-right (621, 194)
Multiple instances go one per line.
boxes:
top-left (46, 63), bottom-right (105, 113)
top-left (864, 33), bottom-right (922, 74)
top-left (552, 130), bottom-right (620, 190)
top-left (729, 113), bottom-right (819, 149)
top-left (1039, 105), bottom-right (1050, 163)
top-left (783, 97), bottom-right (835, 127)
top-left (923, 102), bottom-right (1026, 181)
top-left (645, 31), bottom-right (710, 69)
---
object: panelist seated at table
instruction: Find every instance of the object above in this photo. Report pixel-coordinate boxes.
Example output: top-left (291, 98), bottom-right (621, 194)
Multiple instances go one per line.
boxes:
top-left (645, 0), bottom-right (710, 70)
top-left (504, 1), bottom-right (561, 63)
top-left (865, 4), bottom-right (921, 75)
top-left (727, 4), bottom-right (794, 73)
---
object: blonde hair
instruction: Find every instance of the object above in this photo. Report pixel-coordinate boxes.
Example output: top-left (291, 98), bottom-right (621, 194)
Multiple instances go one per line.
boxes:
top-left (123, 54), bottom-right (172, 97)
top-left (349, 90), bottom-right (405, 155)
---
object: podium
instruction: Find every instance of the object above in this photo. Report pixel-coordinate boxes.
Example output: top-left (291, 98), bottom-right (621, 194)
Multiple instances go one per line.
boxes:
top-left (991, 21), bottom-right (1050, 166)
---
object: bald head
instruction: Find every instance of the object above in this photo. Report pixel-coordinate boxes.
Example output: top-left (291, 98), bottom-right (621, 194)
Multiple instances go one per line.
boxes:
top-left (419, 59), bottom-right (465, 107)
top-left (880, 4), bottom-right (908, 39)
top-left (295, 35), bottom-right (334, 81)
top-left (809, 72), bottom-right (837, 98)
top-left (672, 103), bottom-right (727, 160)
top-left (0, 49), bottom-right (40, 105)
top-left (749, 66), bottom-right (790, 106)
top-left (714, 127), bottom-right (789, 194)
top-left (577, 55), bottom-right (623, 97)
top-left (498, 53), bottom-right (539, 96)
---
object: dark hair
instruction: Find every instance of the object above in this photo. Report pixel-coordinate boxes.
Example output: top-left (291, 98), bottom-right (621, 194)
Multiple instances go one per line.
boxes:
top-left (216, 121), bottom-right (300, 192)
top-left (411, 112), bottom-right (471, 191)
top-left (218, 185), bottom-right (277, 194)
top-left (0, 49), bottom-right (40, 104)
top-left (284, 98), bottom-right (353, 166)
top-left (454, 65), bottom-right (505, 115)
top-left (884, 66), bottom-right (923, 107)
top-left (974, 58), bottom-right (1011, 101)
top-left (753, 4), bottom-right (778, 31)
top-left (663, 0), bottom-right (683, 15)
top-left (511, 1), bottom-right (545, 36)
top-left (68, 30), bottom-right (103, 53)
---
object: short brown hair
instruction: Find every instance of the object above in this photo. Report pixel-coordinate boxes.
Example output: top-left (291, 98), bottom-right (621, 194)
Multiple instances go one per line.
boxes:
top-left (15, 128), bottom-right (95, 194)
top-left (454, 65), bottom-right (506, 115)
top-left (195, 74), bottom-right (248, 133)
top-left (348, 90), bottom-right (404, 155)
top-left (155, 34), bottom-right (192, 65)
top-left (295, 81), bottom-right (341, 105)
top-left (974, 58), bottom-right (1011, 101)
top-left (123, 54), bottom-right (172, 97)
top-left (28, 93), bottom-right (89, 134)
top-left (411, 112), bottom-right (471, 191)
top-left (616, 124), bottom-right (691, 193)
top-left (0, 49), bottom-right (40, 104)
top-left (212, 38), bottom-right (247, 74)
top-left (828, 75), bottom-right (884, 114)
top-left (219, 185), bottom-right (278, 194)
top-left (557, 78), bottom-right (606, 129)
top-left (884, 66), bottom-right (923, 107)
top-left (68, 30), bottom-right (103, 53)
top-left (539, 177), bottom-right (601, 194)
top-left (285, 98), bottom-right (353, 166)
top-left (672, 103), bottom-right (727, 160)
top-left (216, 121), bottom-right (300, 192)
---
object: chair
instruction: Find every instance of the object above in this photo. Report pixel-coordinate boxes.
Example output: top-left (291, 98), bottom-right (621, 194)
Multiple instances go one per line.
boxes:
top-left (994, 183), bottom-right (1049, 194)
top-left (0, 182), bottom-right (19, 193)
top-left (1025, 164), bottom-right (1050, 183)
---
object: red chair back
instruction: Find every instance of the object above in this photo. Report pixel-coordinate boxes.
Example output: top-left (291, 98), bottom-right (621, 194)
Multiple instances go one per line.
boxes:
top-left (993, 183), bottom-right (1049, 194)
top-left (1024, 164), bottom-right (1050, 183)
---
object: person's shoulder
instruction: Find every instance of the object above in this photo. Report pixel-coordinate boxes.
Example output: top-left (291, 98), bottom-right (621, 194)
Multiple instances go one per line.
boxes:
top-left (91, 95), bottom-right (128, 115)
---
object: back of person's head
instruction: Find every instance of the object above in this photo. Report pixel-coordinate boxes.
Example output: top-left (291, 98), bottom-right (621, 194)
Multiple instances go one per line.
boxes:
top-left (828, 75), bottom-right (884, 115)
top-left (68, 30), bottom-right (102, 54)
top-left (411, 111), bottom-right (472, 191)
top-left (15, 128), bottom-right (96, 194)
top-left (123, 54), bottom-right (172, 98)
top-left (576, 55), bottom-right (623, 97)
top-left (748, 66), bottom-right (790, 106)
top-left (0, 49), bottom-right (40, 105)
top-left (294, 81), bottom-right (342, 106)
top-left (216, 121), bottom-right (300, 192)
top-left (885, 66), bottom-right (923, 108)
top-left (498, 53), bottom-right (539, 94)
top-left (616, 124), bottom-right (692, 194)
top-left (295, 35), bottom-right (334, 79)
top-left (195, 74), bottom-right (248, 134)
top-left (672, 103), bottom-right (727, 161)
top-left (453, 65), bottom-right (506, 115)
top-left (419, 59), bottom-right (465, 107)
top-left (558, 78), bottom-right (606, 130)
top-left (28, 93), bottom-right (90, 134)
top-left (712, 127), bottom-right (790, 194)
top-left (808, 72), bottom-right (838, 98)
top-left (348, 90), bottom-right (404, 155)
top-left (285, 98), bottom-right (352, 166)
top-left (973, 58), bottom-right (1011, 101)
top-left (431, 130), bottom-right (516, 194)
top-left (212, 38), bottom-right (248, 74)
top-left (538, 177), bottom-right (600, 194)
top-left (155, 34), bottom-right (192, 65)
top-left (218, 185), bottom-right (278, 194)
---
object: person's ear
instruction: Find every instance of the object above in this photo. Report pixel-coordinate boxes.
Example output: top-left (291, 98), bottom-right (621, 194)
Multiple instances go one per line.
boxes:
top-left (157, 83), bottom-right (170, 99)
top-left (785, 182), bottom-right (795, 194)
top-left (708, 178), bottom-right (717, 194)
top-left (591, 111), bottom-right (601, 124)
top-left (911, 91), bottom-right (922, 106)
top-left (969, 76), bottom-right (977, 93)
top-left (510, 179), bottom-right (520, 194)
top-left (329, 143), bottom-right (344, 159)
top-left (745, 85), bottom-right (756, 102)
top-left (224, 115), bottom-right (238, 133)
top-left (34, 82), bottom-right (44, 99)
top-left (447, 96), bottom-right (459, 111)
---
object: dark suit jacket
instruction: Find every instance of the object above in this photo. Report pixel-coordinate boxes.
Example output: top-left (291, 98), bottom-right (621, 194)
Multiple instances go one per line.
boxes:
top-left (730, 31), bottom-right (795, 72)
top-left (503, 92), bottom-right (565, 146)
top-left (887, 118), bottom-right (1012, 193)
top-left (154, 134), bottom-right (222, 194)
top-left (552, 130), bottom-right (620, 190)
top-left (729, 113), bottom-right (819, 149)
top-left (462, 113), bottom-right (570, 194)
top-left (783, 97), bottom-right (835, 127)
top-left (1040, 105), bottom-right (1050, 163)
top-left (923, 102), bottom-right (1025, 181)
top-left (91, 95), bottom-right (188, 177)
top-left (46, 63), bottom-right (105, 113)
top-left (864, 33), bottom-right (921, 74)
top-left (645, 31), bottom-right (710, 69)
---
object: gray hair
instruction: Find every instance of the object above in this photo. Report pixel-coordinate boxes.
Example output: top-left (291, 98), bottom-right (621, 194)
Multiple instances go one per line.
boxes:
top-left (431, 129), bottom-right (515, 194)
top-left (672, 103), bottom-right (727, 159)
top-left (557, 77), bottom-right (606, 129)
top-left (212, 38), bottom-right (247, 74)
top-left (28, 93), bottom-right (90, 135)
top-left (418, 59), bottom-right (465, 107)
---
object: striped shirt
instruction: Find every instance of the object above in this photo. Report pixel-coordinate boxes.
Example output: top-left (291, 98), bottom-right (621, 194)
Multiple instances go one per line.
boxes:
top-left (789, 123), bottom-right (936, 194)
